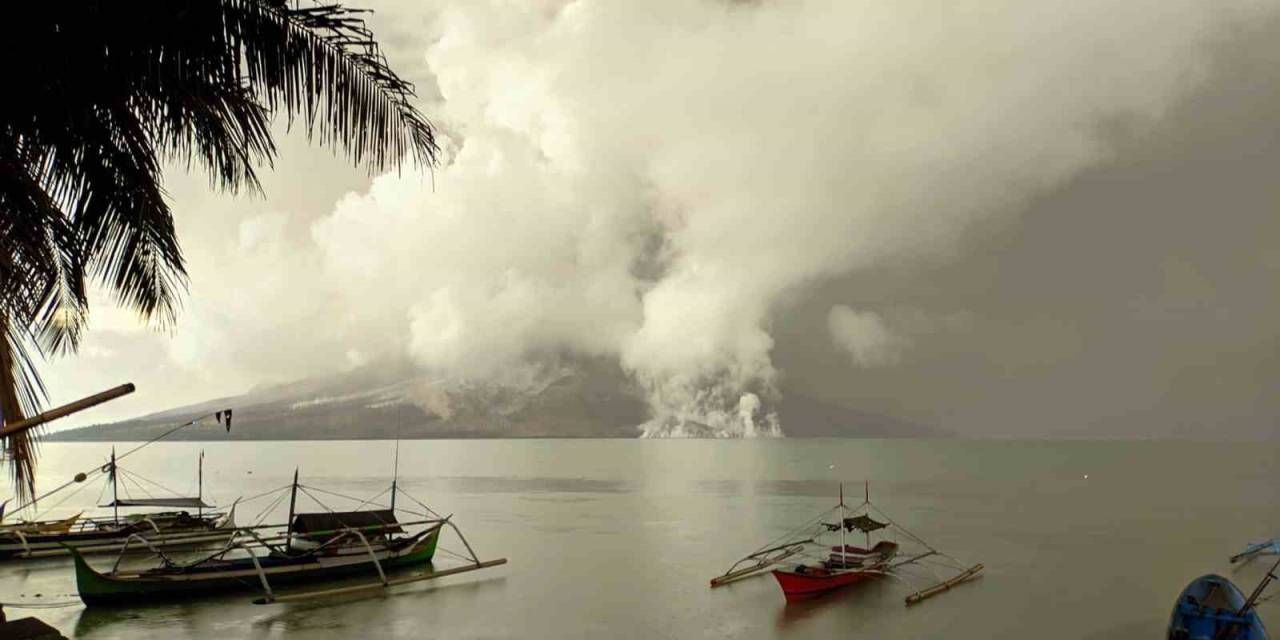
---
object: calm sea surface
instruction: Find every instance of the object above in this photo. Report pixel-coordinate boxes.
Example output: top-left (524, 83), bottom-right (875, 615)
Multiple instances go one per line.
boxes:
top-left (2, 439), bottom-right (1277, 639)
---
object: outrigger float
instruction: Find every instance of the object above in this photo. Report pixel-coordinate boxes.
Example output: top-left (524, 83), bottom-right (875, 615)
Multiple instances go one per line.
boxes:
top-left (710, 482), bottom-right (982, 605)
top-left (1232, 538), bottom-right (1280, 566)
top-left (70, 469), bottom-right (506, 606)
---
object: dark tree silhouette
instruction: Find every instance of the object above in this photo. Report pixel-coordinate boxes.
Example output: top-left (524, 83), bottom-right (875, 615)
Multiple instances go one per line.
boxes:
top-left (0, 1), bottom-right (438, 500)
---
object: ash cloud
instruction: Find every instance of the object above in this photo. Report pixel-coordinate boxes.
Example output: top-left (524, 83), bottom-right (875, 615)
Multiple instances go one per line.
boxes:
top-left (38, 0), bottom-right (1280, 437)
top-left (312, 0), bottom-right (1268, 436)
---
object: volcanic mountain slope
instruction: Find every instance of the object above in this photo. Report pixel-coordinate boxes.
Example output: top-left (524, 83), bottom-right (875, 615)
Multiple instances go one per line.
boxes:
top-left (48, 360), bottom-right (947, 441)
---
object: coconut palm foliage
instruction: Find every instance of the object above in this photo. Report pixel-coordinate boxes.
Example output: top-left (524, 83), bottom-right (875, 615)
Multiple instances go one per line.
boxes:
top-left (0, 1), bottom-right (438, 499)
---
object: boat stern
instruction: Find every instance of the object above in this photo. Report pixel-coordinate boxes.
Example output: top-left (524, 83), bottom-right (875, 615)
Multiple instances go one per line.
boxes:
top-left (66, 545), bottom-right (117, 606)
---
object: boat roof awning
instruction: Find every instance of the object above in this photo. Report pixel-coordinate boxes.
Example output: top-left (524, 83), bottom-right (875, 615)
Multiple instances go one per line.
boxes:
top-left (844, 515), bottom-right (888, 533)
top-left (99, 497), bottom-right (214, 509)
top-left (292, 510), bottom-right (401, 539)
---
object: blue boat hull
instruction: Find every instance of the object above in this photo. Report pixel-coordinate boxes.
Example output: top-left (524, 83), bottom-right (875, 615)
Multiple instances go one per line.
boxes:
top-left (1169, 574), bottom-right (1268, 640)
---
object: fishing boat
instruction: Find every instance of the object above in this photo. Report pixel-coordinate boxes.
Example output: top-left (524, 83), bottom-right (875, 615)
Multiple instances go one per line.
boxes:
top-left (71, 469), bottom-right (506, 606)
top-left (711, 482), bottom-right (982, 605)
top-left (1, 411), bottom-right (238, 560)
top-left (772, 539), bottom-right (901, 601)
top-left (0, 510), bottom-right (80, 535)
top-left (1167, 559), bottom-right (1275, 640)
top-left (0, 449), bottom-right (235, 560)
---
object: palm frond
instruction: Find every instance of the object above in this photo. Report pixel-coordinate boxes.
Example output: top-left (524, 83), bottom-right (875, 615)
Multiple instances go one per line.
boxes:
top-left (223, 0), bottom-right (439, 169)
top-left (0, 313), bottom-right (47, 503)
top-left (0, 0), bottom-right (438, 491)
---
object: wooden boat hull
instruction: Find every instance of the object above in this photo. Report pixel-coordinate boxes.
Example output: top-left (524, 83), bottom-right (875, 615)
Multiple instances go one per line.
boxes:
top-left (772, 566), bottom-right (881, 602)
top-left (0, 513), bottom-right (80, 535)
top-left (1168, 574), bottom-right (1269, 640)
top-left (0, 514), bottom-right (230, 560)
top-left (72, 527), bottom-right (441, 606)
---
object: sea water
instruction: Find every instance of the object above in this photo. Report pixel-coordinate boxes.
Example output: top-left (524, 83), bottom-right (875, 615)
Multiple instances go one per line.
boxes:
top-left (2, 439), bottom-right (1277, 639)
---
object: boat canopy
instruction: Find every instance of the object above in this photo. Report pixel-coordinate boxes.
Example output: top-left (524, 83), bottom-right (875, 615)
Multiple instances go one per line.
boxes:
top-left (842, 515), bottom-right (888, 533)
top-left (99, 497), bottom-right (213, 509)
top-left (291, 510), bottom-right (402, 541)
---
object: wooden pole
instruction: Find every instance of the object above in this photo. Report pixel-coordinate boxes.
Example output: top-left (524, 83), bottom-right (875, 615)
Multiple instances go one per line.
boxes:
top-left (254, 558), bottom-right (509, 604)
top-left (0, 383), bottom-right (135, 439)
top-left (1239, 557), bottom-right (1280, 615)
top-left (198, 451), bottom-right (204, 520)
top-left (905, 564), bottom-right (984, 605)
top-left (839, 483), bottom-right (846, 567)
top-left (390, 435), bottom-right (400, 512)
top-left (285, 469), bottom-right (299, 550)
top-left (863, 480), bottom-right (870, 548)
top-left (111, 448), bottom-right (119, 525)
top-left (710, 545), bottom-right (808, 588)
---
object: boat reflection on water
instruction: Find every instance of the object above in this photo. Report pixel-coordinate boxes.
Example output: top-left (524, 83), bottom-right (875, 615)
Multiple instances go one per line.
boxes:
top-left (249, 572), bottom-right (509, 635)
top-left (71, 564), bottom-right (510, 638)
top-left (773, 575), bottom-right (898, 632)
top-left (72, 601), bottom-right (202, 638)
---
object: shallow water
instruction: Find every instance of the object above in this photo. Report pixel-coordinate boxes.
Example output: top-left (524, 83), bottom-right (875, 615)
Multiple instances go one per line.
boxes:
top-left (2, 439), bottom-right (1277, 639)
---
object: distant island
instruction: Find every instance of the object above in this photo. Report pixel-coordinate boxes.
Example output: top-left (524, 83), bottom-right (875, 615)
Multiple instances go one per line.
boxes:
top-left (47, 360), bottom-right (947, 442)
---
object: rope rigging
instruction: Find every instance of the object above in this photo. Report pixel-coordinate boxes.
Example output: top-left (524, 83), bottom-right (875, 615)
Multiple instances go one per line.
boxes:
top-left (711, 483), bottom-right (983, 604)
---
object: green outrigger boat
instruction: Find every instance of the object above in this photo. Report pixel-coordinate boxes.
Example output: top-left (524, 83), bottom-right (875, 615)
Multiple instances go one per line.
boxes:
top-left (70, 470), bottom-right (506, 606)
top-left (71, 519), bottom-right (443, 605)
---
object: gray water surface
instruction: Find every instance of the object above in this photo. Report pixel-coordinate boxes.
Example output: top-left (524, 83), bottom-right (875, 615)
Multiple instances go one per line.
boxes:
top-left (3, 439), bottom-right (1277, 639)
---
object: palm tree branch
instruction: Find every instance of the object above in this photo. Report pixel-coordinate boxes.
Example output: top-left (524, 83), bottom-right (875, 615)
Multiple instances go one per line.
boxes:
top-left (223, 0), bottom-right (438, 170)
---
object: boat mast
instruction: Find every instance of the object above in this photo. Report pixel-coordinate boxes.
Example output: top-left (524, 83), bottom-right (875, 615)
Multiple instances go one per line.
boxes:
top-left (198, 450), bottom-right (204, 520)
top-left (390, 434), bottom-right (400, 512)
top-left (110, 447), bottom-right (118, 525)
top-left (389, 440), bottom-right (399, 509)
top-left (7, 404), bottom-right (235, 517)
top-left (865, 480), bottom-right (870, 548)
top-left (286, 468), bottom-right (299, 550)
top-left (839, 483), bottom-right (846, 567)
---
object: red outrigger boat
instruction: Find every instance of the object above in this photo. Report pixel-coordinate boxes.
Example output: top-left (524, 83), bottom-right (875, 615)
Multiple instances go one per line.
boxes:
top-left (771, 539), bottom-right (899, 601)
top-left (711, 482), bottom-right (982, 605)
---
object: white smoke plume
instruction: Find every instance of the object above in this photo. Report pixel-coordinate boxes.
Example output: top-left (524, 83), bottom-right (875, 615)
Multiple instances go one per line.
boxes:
top-left (270, 0), bottom-right (1274, 436)
top-left (828, 306), bottom-right (908, 368)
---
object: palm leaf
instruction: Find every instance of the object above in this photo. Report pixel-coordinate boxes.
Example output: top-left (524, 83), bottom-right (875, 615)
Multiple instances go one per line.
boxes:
top-left (0, 0), bottom-right (438, 499)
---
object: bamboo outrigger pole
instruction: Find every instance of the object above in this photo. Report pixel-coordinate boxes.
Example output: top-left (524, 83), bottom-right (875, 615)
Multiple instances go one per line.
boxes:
top-left (905, 563), bottom-right (985, 605)
top-left (254, 558), bottom-right (510, 604)
top-left (1239, 557), bottom-right (1280, 616)
top-left (0, 383), bottom-right (135, 439)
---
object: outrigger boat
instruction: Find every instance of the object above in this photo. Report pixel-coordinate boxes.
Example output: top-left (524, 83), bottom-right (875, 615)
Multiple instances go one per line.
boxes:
top-left (0, 509), bottom-right (79, 535)
top-left (711, 482), bottom-right (982, 604)
top-left (1167, 558), bottom-right (1276, 640)
top-left (70, 469), bottom-right (506, 606)
top-left (1, 409), bottom-right (238, 560)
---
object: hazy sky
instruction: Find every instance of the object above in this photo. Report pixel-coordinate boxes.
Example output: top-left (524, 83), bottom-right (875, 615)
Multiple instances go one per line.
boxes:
top-left (39, 0), bottom-right (1280, 439)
